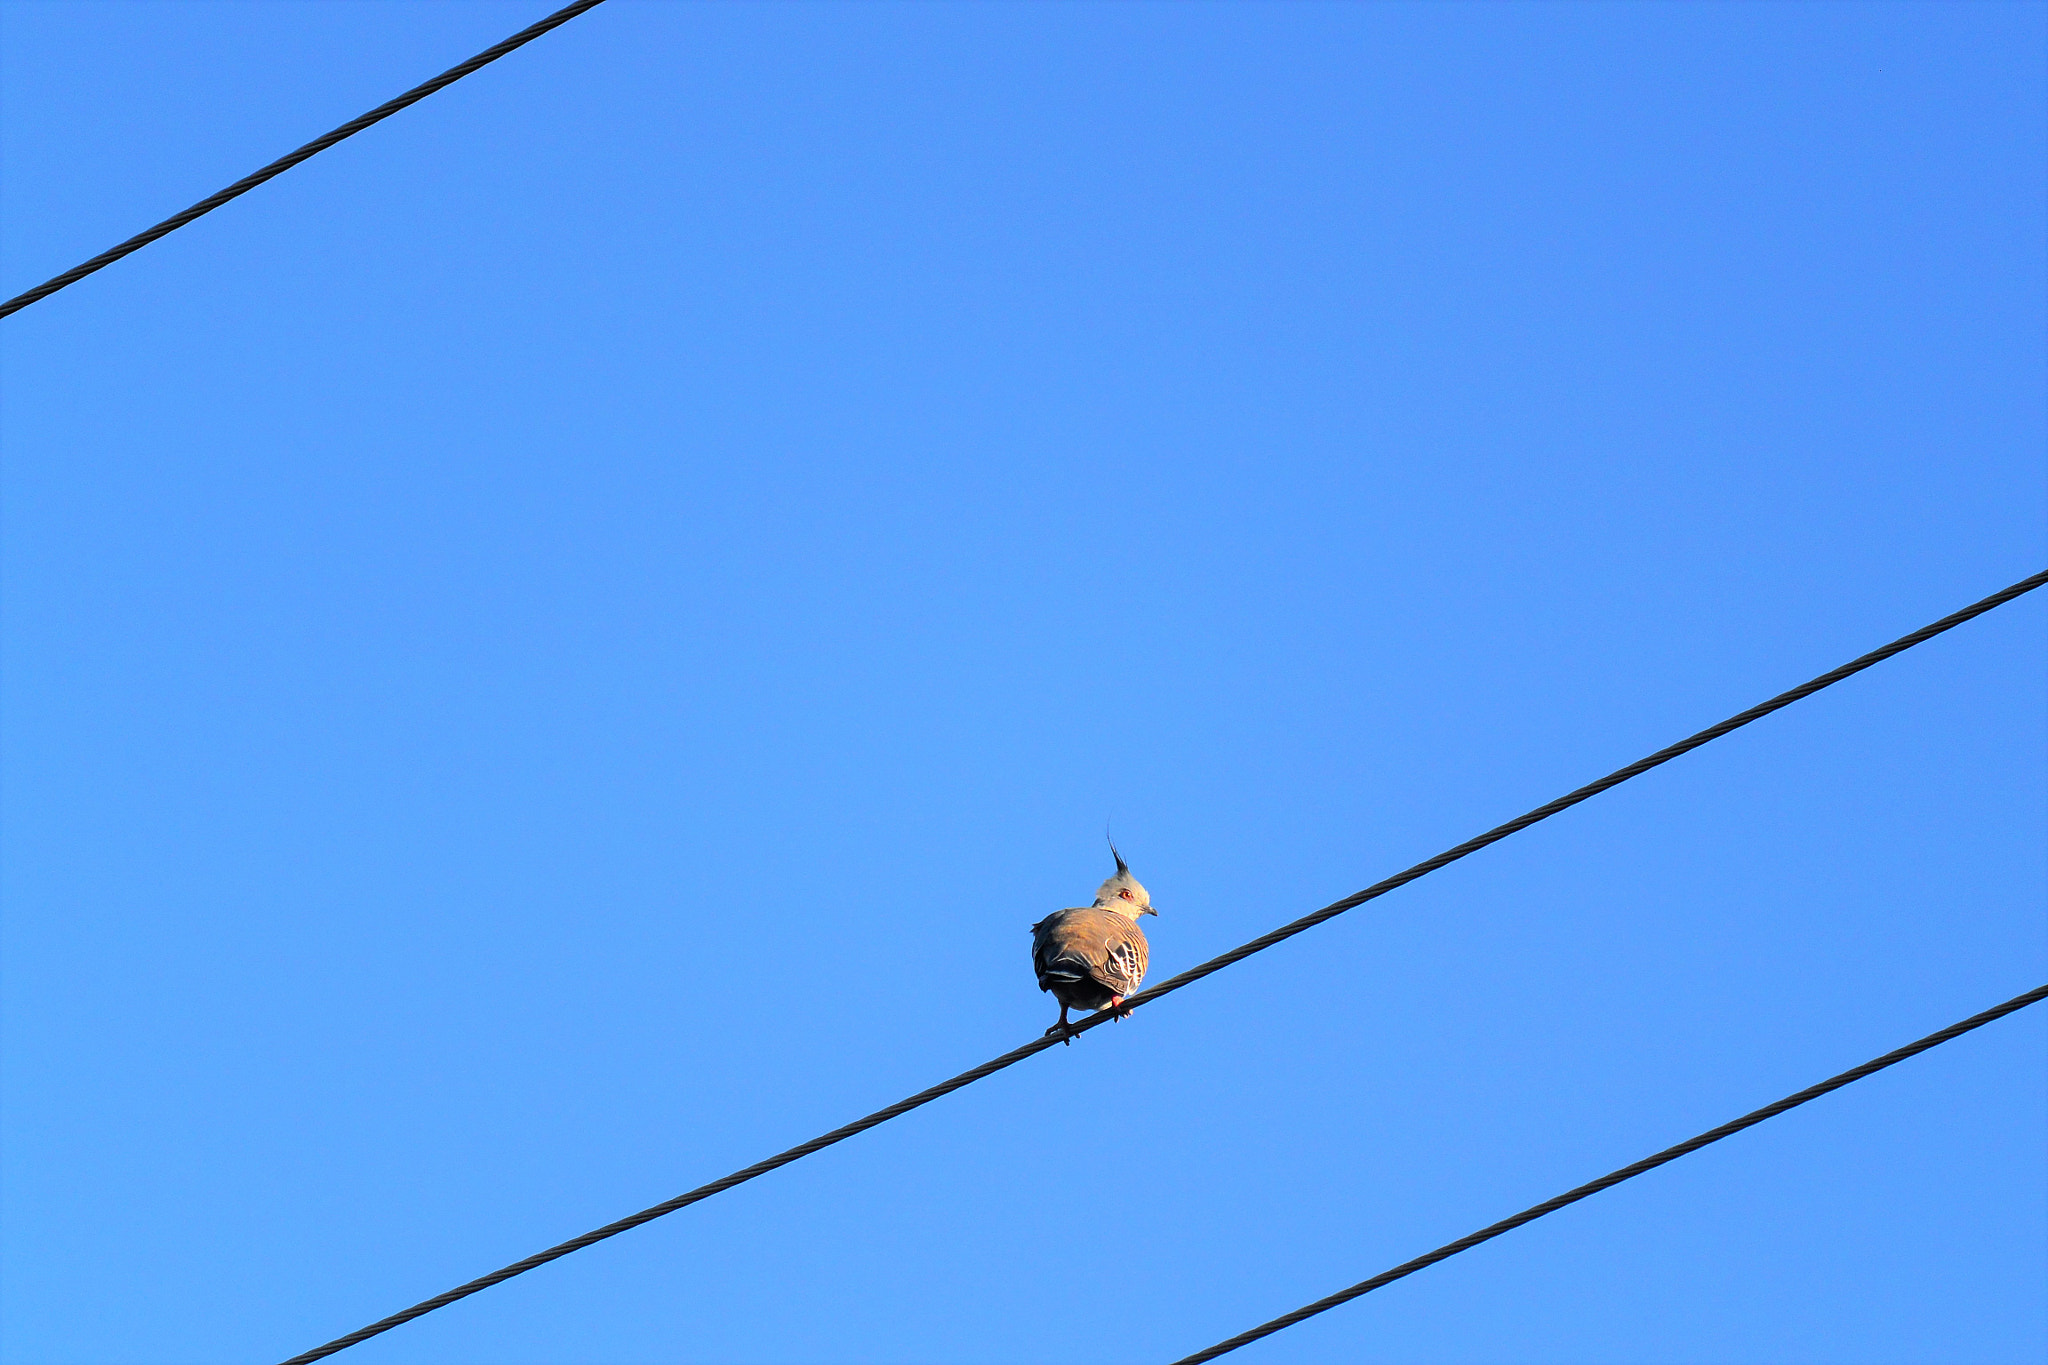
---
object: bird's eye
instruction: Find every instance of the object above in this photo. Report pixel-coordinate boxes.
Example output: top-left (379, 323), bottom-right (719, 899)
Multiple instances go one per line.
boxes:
top-left (1120, 889), bottom-right (1134, 901)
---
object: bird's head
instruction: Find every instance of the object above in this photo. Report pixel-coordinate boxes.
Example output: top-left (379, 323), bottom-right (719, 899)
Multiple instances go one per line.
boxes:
top-left (1092, 839), bottom-right (1157, 918)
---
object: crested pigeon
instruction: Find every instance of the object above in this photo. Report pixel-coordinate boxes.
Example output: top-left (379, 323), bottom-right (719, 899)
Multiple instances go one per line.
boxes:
top-left (1030, 842), bottom-right (1158, 1043)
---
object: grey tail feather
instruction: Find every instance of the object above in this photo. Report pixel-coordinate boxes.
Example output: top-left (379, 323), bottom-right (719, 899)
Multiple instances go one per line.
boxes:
top-left (1042, 954), bottom-right (1090, 983)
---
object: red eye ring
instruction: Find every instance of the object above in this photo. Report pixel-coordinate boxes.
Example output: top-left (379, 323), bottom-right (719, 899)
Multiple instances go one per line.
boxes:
top-left (1120, 889), bottom-right (1134, 900)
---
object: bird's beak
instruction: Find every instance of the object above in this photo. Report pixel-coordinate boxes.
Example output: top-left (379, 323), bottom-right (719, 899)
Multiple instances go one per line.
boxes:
top-left (1142, 906), bottom-right (1159, 916)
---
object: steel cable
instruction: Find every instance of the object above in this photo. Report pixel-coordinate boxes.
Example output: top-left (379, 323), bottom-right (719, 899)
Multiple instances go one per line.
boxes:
top-left (0, 0), bottom-right (609, 320)
top-left (1170, 981), bottom-right (2048, 1364)
top-left (278, 568), bottom-right (2045, 1364)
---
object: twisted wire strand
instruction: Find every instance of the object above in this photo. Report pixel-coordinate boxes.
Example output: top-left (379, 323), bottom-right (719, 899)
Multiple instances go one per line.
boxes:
top-left (279, 569), bottom-right (2045, 1364)
top-left (0, 0), bottom-right (610, 320)
top-left (1170, 981), bottom-right (2048, 1365)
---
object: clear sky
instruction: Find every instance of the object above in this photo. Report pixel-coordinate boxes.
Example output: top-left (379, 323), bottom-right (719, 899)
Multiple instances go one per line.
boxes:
top-left (2, 3), bottom-right (2043, 1362)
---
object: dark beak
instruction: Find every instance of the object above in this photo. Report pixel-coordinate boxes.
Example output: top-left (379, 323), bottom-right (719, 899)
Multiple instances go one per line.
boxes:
top-left (1142, 906), bottom-right (1158, 916)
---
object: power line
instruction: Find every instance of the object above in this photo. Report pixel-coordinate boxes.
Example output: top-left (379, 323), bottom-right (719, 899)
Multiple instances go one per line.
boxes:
top-left (277, 569), bottom-right (2044, 1364)
top-left (1050, 570), bottom-right (2046, 1010)
top-left (1169, 980), bottom-right (2048, 1364)
top-left (0, 0), bottom-right (609, 320)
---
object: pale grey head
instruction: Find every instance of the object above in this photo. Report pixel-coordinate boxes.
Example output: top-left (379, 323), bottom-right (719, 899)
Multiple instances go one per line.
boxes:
top-left (1092, 839), bottom-right (1157, 919)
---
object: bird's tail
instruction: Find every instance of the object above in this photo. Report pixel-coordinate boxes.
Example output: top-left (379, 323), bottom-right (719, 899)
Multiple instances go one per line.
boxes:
top-left (1037, 954), bottom-right (1091, 990)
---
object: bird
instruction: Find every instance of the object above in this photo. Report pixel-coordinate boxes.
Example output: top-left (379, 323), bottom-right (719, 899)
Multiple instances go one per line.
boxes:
top-left (1030, 841), bottom-right (1157, 1044)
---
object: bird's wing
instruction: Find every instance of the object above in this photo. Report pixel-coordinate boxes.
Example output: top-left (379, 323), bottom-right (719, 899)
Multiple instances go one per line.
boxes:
top-left (1096, 914), bottom-right (1148, 996)
top-left (1032, 908), bottom-right (1087, 979)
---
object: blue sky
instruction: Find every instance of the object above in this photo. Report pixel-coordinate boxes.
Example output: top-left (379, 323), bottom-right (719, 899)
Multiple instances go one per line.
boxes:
top-left (2, 2), bottom-right (2043, 1362)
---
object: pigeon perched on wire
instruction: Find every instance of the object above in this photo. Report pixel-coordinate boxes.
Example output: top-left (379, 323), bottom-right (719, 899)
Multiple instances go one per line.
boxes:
top-left (1031, 842), bottom-right (1158, 1043)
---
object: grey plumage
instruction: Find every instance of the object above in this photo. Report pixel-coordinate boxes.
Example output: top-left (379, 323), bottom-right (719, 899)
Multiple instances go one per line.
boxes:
top-left (1031, 843), bottom-right (1158, 1042)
